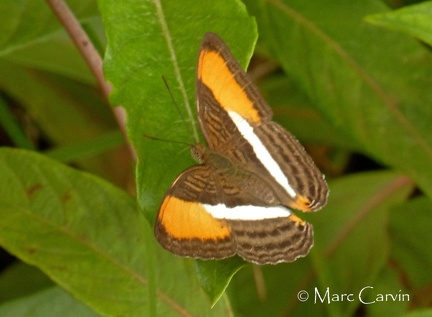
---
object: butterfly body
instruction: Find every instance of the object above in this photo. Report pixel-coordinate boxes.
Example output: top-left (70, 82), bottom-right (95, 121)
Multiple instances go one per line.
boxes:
top-left (154, 33), bottom-right (328, 264)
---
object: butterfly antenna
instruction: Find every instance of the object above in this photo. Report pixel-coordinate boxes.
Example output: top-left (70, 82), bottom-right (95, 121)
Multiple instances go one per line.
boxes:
top-left (162, 76), bottom-right (178, 114)
top-left (143, 134), bottom-right (191, 147)
top-left (143, 77), bottom-right (195, 146)
top-left (162, 76), bottom-right (192, 130)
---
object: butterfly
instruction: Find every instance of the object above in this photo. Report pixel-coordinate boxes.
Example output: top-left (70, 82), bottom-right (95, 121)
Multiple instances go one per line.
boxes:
top-left (154, 32), bottom-right (328, 264)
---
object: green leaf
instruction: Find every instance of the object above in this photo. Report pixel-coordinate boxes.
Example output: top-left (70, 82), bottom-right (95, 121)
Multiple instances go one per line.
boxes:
top-left (228, 258), bottom-right (314, 317)
top-left (0, 148), bottom-right (145, 316)
top-left (244, 0), bottom-right (432, 200)
top-left (0, 96), bottom-right (34, 150)
top-left (0, 2), bottom-right (124, 184)
top-left (195, 257), bottom-right (245, 306)
top-left (0, 148), bottom-right (232, 316)
top-left (307, 172), bottom-right (412, 317)
top-left (0, 62), bottom-right (111, 147)
top-left (390, 197), bottom-right (432, 290)
top-left (0, 0), bottom-right (105, 84)
top-left (363, 269), bottom-right (409, 317)
top-left (100, 0), bottom-right (257, 300)
top-left (228, 171), bottom-right (413, 317)
top-left (0, 0), bottom-right (98, 56)
top-left (0, 287), bottom-right (99, 317)
top-left (100, 0), bottom-right (257, 216)
top-left (365, 1), bottom-right (432, 46)
top-left (400, 310), bottom-right (432, 317)
top-left (2, 31), bottom-right (96, 84)
top-left (260, 74), bottom-right (355, 149)
top-left (43, 130), bottom-right (124, 163)
top-left (0, 60), bottom-right (129, 184)
top-left (0, 262), bottom-right (53, 303)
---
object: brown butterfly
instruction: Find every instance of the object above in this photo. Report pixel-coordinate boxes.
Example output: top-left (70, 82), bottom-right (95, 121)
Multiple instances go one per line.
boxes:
top-left (154, 33), bottom-right (328, 264)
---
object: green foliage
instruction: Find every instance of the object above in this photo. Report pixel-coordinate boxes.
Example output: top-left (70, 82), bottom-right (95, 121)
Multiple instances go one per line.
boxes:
top-left (0, 0), bottom-right (432, 316)
top-left (228, 172), bottom-right (412, 317)
top-left (366, 1), bottom-right (432, 46)
top-left (0, 148), bottom-right (230, 316)
top-left (0, 287), bottom-right (100, 317)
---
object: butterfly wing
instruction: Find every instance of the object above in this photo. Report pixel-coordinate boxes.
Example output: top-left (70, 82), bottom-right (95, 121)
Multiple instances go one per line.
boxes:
top-left (196, 33), bottom-right (328, 211)
top-left (155, 165), bottom-right (236, 260)
top-left (155, 163), bottom-right (313, 264)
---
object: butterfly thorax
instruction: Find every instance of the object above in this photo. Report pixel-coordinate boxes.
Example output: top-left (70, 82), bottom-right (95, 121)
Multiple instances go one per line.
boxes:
top-left (190, 143), bottom-right (285, 207)
top-left (191, 143), bottom-right (233, 171)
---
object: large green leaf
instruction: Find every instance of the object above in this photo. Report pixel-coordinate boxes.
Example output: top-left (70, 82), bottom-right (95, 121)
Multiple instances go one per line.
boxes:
top-left (228, 171), bottom-right (413, 317)
top-left (366, 1), bottom-right (432, 46)
top-left (0, 148), bottom-right (231, 316)
top-left (100, 0), bottom-right (257, 299)
top-left (100, 0), bottom-right (257, 218)
top-left (244, 0), bottom-right (432, 199)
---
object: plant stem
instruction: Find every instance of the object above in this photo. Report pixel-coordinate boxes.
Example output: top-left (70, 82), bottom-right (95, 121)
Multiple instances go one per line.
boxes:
top-left (45, 0), bottom-right (135, 159)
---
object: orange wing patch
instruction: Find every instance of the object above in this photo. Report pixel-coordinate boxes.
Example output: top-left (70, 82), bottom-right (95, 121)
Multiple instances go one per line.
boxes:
top-left (198, 49), bottom-right (261, 124)
top-left (288, 214), bottom-right (307, 226)
top-left (289, 195), bottom-right (313, 212)
top-left (158, 195), bottom-right (232, 240)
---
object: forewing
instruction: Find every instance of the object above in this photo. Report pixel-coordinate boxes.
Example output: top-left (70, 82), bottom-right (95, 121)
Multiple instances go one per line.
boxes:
top-left (196, 33), bottom-right (328, 212)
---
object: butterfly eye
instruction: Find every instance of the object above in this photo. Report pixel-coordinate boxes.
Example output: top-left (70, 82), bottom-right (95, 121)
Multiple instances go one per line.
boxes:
top-left (190, 144), bottom-right (206, 163)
